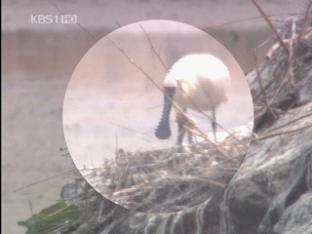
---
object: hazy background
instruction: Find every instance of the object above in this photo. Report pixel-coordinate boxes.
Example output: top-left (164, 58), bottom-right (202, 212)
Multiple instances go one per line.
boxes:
top-left (2, 0), bottom-right (309, 233)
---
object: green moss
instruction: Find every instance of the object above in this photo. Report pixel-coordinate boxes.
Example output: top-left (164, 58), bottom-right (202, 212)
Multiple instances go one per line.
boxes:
top-left (18, 200), bottom-right (80, 234)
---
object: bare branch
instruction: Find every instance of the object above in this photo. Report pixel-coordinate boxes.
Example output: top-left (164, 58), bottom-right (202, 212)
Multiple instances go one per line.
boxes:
top-left (253, 53), bottom-right (277, 118)
top-left (298, 0), bottom-right (312, 41)
top-left (13, 169), bottom-right (77, 193)
top-left (255, 123), bottom-right (312, 141)
top-left (250, 0), bottom-right (289, 54)
top-left (268, 111), bottom-right (312, 133)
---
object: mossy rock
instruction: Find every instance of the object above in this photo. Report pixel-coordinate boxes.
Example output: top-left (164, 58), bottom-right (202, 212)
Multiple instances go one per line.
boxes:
top-left (18, 200), bottom-right (80, 234)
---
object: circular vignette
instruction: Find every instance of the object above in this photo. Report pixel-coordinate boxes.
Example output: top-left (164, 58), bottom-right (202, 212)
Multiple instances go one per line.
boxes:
top-left (63, 19), bottom-right (254, 213)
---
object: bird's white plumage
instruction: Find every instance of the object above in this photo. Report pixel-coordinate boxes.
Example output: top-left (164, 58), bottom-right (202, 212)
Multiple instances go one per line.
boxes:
top-left (165, 54), bottom-right (230, 83)
top-left (164, 54), bottom-right (230, 111)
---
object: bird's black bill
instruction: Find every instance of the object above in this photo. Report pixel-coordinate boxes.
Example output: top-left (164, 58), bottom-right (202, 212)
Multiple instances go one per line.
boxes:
top-left (155, 87), bottom-right (176, 139)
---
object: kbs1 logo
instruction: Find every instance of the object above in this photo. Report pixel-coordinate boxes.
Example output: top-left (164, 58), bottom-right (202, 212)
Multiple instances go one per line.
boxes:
top-left (30, 14), bottom-right (77, 25)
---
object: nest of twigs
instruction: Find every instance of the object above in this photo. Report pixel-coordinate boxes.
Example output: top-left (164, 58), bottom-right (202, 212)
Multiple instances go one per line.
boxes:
top-left (84, 137), bottom-right (248, 213)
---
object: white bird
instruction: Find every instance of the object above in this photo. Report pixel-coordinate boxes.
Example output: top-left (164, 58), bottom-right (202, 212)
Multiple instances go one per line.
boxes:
top-left (155, 54), bottom-right (231, 145)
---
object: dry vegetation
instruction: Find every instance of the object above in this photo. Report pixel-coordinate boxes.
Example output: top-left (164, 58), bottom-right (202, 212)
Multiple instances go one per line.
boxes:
top-left (85, 137), bottom-right (248, 213)
top-left (250, 2), bottom-right (312, 132)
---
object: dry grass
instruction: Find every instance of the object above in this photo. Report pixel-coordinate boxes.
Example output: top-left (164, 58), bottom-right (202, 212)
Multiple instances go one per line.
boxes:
top-left (84, 136), bottom-right (248, 213)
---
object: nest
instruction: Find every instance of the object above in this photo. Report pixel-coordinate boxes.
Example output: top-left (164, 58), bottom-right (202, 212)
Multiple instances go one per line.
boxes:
top-left (84, 137), bottom-right (248, 213)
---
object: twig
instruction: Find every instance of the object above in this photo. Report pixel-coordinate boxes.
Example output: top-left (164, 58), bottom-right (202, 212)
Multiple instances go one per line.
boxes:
top-left (13, 169), bottom-right (76, 192)
top-left (298, 1), bottom-right (312, 41)
top-left (50, 1), bottom-right (98, 43)
top-left (185, 126), bottom-right (239, 162)
top-left (288, 19), bottom-right (296, 85)
top-left (268, 60), bottom-right (292, 106)
top-left (206, 13), bottom-right (304, 30)
top-left (108, 120), bottom-right (156, 144)
top-left (255, 123), bottom-right (312, 141)
top-left (250, 0), bottom-right (289, 54)
top-left (253, 70), bottom-right (281, 103)
top-left (139, 24), bottom-right (168, 70)
top-left (115, 133), bottom-right (119, 154)
top-left (267, 111), bottom-right (312, 133)
top-left (253, 53), bottom-right (277, 118)
top-left (97, 200), bottom-right (104, 223)
top-left (27, 200), bottom-right (34, 215)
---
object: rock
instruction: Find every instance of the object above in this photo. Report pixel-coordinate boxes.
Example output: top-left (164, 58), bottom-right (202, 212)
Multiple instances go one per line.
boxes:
top-left (273, 192), bottom-right (312, 234)
top-left (61, 182), bottom-right (84, 201)
top-left (221, 103), bottom-right (312, 234)
top-left (220, 16), bottom-right (312, 233)
top-left (47, 102), bottom-right (310, 234)
top-left (248, 20), bottom-right (312, 131)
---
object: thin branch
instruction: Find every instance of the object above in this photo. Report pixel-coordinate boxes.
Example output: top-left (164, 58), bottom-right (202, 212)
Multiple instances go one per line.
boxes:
top-left (250, 0), bottom-right (289, 54)
top-left (50, 1), bottom-right (98, 43)
top-left (298, 0), bottom-right (312, 41)
top-left (268, 111), bottom-right (312, 133)
top-left (115, 133), bottom-right (119, 154)
top-left (97, 200), bottom-right (104, 223)
top-left (268, 54), bottom-right (293, 106)
top-left (27, 200), bottom-right (34, 215)
top-left (253, 71), bottom-right (281, 103)
top-left (206, 13), bottom-right (304, 30)
top-left (288, 19), bottom-right (296, 85)
top-left (139, 24), bottom-right (168, 70)
top-left (107, 121), bottom-right (158, 144)
top-left (13, 169), bottom-right (76, 193)
top-left (253, 53), bottom-right (277, 118)
top-left (255, 123), bottom-right (312, 141)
